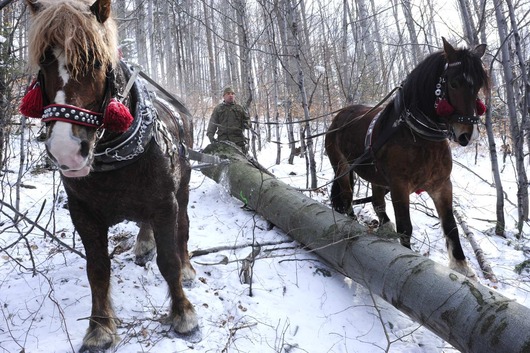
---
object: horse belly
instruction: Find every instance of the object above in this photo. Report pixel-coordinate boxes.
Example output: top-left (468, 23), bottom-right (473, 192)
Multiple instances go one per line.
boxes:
top-left (63, 151), bottom-right (180, 225)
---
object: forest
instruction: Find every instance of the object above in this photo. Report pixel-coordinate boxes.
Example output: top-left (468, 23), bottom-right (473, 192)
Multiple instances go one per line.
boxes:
top-left (1, 0), bottom-right (530, 234)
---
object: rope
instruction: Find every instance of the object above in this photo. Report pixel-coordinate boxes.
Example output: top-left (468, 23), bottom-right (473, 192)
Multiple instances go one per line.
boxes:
top-left (286, 86), bottom-right (403, 206)
top-left (269, 85), bottom-right (402, 145)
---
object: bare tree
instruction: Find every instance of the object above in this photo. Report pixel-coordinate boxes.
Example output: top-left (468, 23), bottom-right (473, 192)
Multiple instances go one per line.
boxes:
top-left (492, 0), bottom-right (529, 233)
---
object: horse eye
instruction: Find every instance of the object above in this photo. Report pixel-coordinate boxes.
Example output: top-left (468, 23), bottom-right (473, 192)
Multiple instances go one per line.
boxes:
top-left (40, 49), bottom-right (56, 65)
top-left (449, 78), bottom-right (462, 89)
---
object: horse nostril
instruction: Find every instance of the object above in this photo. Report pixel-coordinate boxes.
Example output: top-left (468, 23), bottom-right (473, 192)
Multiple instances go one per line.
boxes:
top-left (79, 140), bottom-right (90, 158)
top-left (458, 134), bottom-right (471, 146)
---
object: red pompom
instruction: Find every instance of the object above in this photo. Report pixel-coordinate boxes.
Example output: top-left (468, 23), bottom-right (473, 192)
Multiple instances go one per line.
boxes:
top-left (435, 98), bottom-right (455, 116)
top-left (476, 98), bottom-right (486, 116)
top-left (20, 80), bottom-right (43, 118)
top-left (103, 98), bottom-right (134, 132)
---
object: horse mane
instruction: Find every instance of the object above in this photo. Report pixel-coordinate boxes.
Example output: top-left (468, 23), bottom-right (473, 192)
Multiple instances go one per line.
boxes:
top-left (27, 0), bottom-right (118, 77)
top-left (379, 45), bottom-right (489, 128)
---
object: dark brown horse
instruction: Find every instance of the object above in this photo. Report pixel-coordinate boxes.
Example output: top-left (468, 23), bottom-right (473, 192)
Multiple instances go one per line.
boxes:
top-left (325, 38), bottom-right (489, 279)
top-left (22, 0), bottom-right (197, 351)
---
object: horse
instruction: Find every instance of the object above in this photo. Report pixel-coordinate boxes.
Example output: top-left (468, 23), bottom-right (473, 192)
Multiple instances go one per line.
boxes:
top-left (21, 0), bottom-right (198, 351)
top-left (325, 38), bottom-right (489, 279)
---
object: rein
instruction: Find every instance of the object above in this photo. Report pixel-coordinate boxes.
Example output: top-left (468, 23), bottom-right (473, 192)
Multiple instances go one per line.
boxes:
top-left (298, 60), bottom-right (486, 200)
top-left (270, 86), bottom-right (402, 145)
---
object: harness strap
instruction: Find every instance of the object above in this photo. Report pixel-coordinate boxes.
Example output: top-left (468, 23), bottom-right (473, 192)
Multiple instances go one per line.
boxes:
top-left (42, 104), bottom-right (102, 127)
top-left (92, 61), bottom-right (157, 172)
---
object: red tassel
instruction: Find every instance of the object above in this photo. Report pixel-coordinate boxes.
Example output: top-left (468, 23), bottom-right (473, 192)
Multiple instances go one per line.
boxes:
top-left (20, 80), bottom-right (44, 118)
top-left (415, 189), bottom-right (425, 195)
top-left (476, 98), bottom-right (486, 116)
top-left (103, 98), bottom-right (134, 132)
top-left (435, 98), bottom-right (455, 116)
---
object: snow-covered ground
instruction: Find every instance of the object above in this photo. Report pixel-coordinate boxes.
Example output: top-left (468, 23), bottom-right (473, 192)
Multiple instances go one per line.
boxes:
top-left (1, 124), bottom-right (529, 353)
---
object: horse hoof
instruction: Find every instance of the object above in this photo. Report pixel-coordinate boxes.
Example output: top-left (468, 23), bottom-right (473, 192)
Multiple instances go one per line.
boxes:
top-left (79, 322), bottom-right (118, 353)
top-left (79, 345), bottom-right (109, 353)
top-left (181, 264), bottom-right (196, 282)
top-left (79, 335), bottom-right (115, 353)
top-left (173, 308), bottom-right (199, 335)
top-left (449, 259), bottom-right (478, 281)
top-left (134, 248), bottom-right (156, 266)
top-left (175, 325), bottom-right (202, 343)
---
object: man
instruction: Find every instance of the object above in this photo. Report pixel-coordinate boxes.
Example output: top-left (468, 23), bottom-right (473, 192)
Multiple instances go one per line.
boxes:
top-left (207, 87), bottom-right (250, 153)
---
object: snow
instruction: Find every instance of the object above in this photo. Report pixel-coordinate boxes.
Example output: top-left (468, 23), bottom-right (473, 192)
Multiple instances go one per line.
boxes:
top-left (1, 125), bottom-right (529, 353)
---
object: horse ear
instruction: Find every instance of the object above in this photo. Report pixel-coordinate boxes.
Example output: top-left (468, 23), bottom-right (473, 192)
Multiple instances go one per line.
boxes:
top-left (25, 0), bottom-right (42, 14)
top-left (442, 37), bottom-right (457, 61)
top-left (90, 0), bottom-right (111, 23)
top-left (473, 43), bottom-right (487, 58)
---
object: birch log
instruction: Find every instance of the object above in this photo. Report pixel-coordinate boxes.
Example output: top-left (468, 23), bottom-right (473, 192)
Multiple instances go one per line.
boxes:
top-left (200, 143), bottom-right (530, 353)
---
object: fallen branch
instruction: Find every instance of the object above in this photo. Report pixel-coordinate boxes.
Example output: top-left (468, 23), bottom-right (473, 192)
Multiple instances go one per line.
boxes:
top-left (190, 239), bottom-right (292, 258)
top-left (0, 199), bottom-right (86, 259)
top-left (454, 209), bottom-right (498, 283)
top-left (453, 160), bottom-right (494, 187)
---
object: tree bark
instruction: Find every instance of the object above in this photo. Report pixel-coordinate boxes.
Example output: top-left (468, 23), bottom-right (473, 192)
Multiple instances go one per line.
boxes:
top-left (200, 143), bottom-right (530, 353)
top-left (493, 0), bottom-right (529, 232)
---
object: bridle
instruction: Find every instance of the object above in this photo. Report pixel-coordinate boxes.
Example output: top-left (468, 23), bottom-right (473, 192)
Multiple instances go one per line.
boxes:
top-left (21, 64), bottom-right (134, 133)
top-left (396, 60), bottom-right (485, 142)
top-left (21, 61), bottom-right (161, 171)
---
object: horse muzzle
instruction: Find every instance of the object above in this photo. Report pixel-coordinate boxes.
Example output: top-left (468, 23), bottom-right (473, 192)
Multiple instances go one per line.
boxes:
top-left (448, 115), bottom-right (480, 146)
top-left (45, 121), bottom-right (95, 178)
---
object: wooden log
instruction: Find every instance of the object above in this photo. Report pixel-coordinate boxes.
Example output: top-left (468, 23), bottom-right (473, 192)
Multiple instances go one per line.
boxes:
top-left (200, 142), bottom-right (530, 353)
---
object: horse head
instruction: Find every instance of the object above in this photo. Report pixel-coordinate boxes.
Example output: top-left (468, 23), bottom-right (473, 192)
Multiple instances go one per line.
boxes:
top-left (23, 0), bottom-right (126, 178)
top-left (437, 37), bottom-right (488, 146)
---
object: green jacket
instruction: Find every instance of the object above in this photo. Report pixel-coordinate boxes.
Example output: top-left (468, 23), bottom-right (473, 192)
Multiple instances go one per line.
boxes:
top-left (207, 102), bottom-right (250, 146)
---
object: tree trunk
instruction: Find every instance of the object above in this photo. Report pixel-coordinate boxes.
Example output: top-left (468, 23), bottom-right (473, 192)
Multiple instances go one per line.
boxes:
top-left (200, 143), bottom-right (530, 353)
top-left (493, 0), bottom-right (529, 232)
top-left (134, 0), bottom-right (148, 70)
top-left (484, 95), bottom-right (506, 236)
top-left (400, 0), bottom-right (421, 66)
top-left (202, 0), bottom-right (217, 101)
top-left (288, 0), bottom-right (317, 189)
top-left (457, 0), bottom-right (479, 45)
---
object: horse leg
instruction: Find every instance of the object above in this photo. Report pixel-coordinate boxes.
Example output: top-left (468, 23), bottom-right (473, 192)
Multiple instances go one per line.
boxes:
top-left (153, 213), bottom-right (198, 333)
top-left (372, 185), bottom-right (394, 232)
top-left (429, 182), bottom-right (477, 280)
top-left (176, 172), bottom-right (196, 283)
top-left (330, 159), bottom-right (354, 215)
top-left (70, 210), bottom-right (117, 352)
top-left (134, 222), bottom-right (156, 266)
top-left (389, 186), bottom-right (413, 248)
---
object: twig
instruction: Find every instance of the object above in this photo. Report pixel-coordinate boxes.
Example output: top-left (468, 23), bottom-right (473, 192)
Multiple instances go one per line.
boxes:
top-left (190, 239), bottom-right (292, 258)
top-left (453, 160), bottom-right (494, 187)
top-left (0, 199), bottom-right (86, 259)
top-left (453, 159), bottom-right (517, 208)
top-left (221, 321), bottom-right (258, 353)
top-left (454, 209), bottom-right (498, 282)
top-left (239, 243), bottom-right (261, 285)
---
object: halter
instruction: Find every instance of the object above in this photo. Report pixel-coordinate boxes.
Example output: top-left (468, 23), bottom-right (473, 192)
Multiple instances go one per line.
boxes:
top-left (433, 61), bottom-right (485, 125)
top-left (20, 61), bottom-right (167, 172)
top-left (361, 59), bottom-right (486, 158)
top-left (394, 60), bottom-right (485, 142)
top-left (20, 65), bottom-right (134, 133)
top-left (42, 104), bottom-right (103, 127)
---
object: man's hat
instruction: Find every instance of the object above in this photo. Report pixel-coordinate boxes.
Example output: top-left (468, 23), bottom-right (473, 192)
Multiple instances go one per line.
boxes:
top-left (223, 86), bottom-right (235, 95)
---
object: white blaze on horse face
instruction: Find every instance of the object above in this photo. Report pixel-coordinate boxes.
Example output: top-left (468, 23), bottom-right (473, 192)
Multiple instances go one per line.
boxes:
top-left (470, 124), bottom-right (479, 142)
top-left (45, 52), bottom-right (91, 178)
